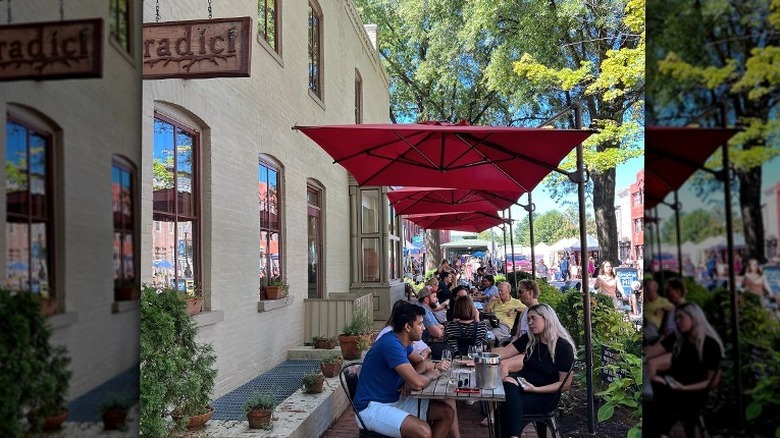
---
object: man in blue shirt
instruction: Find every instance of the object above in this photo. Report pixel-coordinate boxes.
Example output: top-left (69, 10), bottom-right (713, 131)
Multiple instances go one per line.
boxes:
top-left (416, 287), bottom-right (444, 341)
top-left (354, 302), bottom-right (455, 438)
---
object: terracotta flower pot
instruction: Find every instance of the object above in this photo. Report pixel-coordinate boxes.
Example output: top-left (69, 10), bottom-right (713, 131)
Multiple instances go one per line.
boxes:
top-left (246, 408), bottom-right (272, 429)
top-left (337, 334), bottom-right (363, 360)
top-left (265, 286), bottom-right (287, 300)
top-left (28, 409), bottom-right (69, 432)
top-left (320, 361), bottom-right (342, 378)
top-left (314, 339), bottom-right (336, 349)
top-left (171, 406), bottom-right (214, 431)
top-left (102, 409), bottom-right (128, 430)
top-left (304, 377), bottom-right (325, 394)
top-left (186, 297), bottom-right (203, 315)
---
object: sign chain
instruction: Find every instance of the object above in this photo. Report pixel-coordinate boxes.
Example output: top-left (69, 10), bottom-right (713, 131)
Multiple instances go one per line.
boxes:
top-left (6, 0), bottom-right (11, 24)
top-left (156, 0), bottom-right (161, 22)
top-left (208, 0), bottom-right (212, 19)
top-left (60, 0), bottom-right (64, 20)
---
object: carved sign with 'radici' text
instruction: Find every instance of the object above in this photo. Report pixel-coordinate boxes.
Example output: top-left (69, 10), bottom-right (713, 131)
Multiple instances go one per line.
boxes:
top-left (0, 19), bottom-right (103, 81)
top-left (143, 17), bottom-right (251, 79)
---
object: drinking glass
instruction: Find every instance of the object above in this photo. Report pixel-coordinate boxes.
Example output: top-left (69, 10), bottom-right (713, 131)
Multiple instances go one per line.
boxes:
top-left (467, 345), bottom-right (477, 361)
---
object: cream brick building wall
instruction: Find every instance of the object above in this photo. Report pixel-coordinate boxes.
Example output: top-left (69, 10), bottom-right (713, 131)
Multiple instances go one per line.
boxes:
top-left (0, 1), bottom-right (143, 398)
top-left (142, 0), bottom-right (390, 396)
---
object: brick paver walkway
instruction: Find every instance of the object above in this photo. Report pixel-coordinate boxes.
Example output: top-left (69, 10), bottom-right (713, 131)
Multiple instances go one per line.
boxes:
top-left (322, 400), bottom-right (538, 437)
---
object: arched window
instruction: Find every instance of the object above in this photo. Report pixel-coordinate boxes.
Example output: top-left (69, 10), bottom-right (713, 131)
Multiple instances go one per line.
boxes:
top-left (112, 155), bottom-right (137, 300)
top-left (152, 113), bottom-right (200, 300)
top-left (308, 0), bottom-right (323, 100)
top-left (5, 115), bottom-right (55, 301)
top-left (259, 156), bottom-right (283, 288)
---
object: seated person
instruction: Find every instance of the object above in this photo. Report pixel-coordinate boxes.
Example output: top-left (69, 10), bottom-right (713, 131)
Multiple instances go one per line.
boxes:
top-left (444, 296), bottom-right (489, 357)
top-left (353, 302), bottom-right (456, 438)
top-left (446, 286), bottom-right (480, 322)
top-left (377, 299), bottom-right (431, 360)
top-left (644, 303), bottom-right (724, 438)
top-left (493, 304), bottom-right (576, 438)
top-left (473, 266), bottom-right (486, 286)
top-left (484, 281), bottom-right (525, 344)
top-left (473, 274), bottom-right (498, 302)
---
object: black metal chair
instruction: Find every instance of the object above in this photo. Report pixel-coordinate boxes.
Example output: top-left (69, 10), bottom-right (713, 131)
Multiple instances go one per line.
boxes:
top-left (338, 362), bottom-right (394, 438)
top-left (514, 362), bottom-right (576, 438)
top-left (680, 369), bottom-right (721, 438)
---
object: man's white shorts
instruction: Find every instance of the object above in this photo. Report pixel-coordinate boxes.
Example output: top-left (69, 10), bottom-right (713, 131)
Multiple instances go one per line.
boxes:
top-left (356, 397), bottom-right (430, 438)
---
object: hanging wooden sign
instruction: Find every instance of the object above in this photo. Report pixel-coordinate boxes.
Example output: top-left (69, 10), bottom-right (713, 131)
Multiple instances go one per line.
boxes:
top-left (143, 17), bottom-right (252, 79)
top-left (0, 18), bottom-right (103, 81)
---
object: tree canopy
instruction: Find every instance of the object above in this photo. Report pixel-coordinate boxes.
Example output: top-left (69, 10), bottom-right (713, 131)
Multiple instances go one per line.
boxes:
top-left (354, 0), bottom-right (645, 267)
top-left (648, 0), bottom-right (780, 262)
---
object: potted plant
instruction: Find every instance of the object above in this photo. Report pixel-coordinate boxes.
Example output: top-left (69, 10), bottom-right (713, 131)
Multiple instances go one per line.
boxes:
top-left (338, 309), bottom-right (373, 360)
top-left (243, 391), bottom-right (277, 429)
top-left (114, 278), bottom-right (139, 301)
top-left (302, 369), bottom-right (325, 394)
top-left (26, 327), bottom-right (72, 433)
top-left (99, 393), bottom-right (133, 430)
top-left (140, 286), bottom-right (217, 436)
top-left (264, 277), bottom-right (289, 300)
top-left (312, 335), bottom-right (336, 349)
top-left (1, 290), bottom-right (72, 434)
top-left (320, 353), bottom-right (343, 378)
top-left (177, 284), bottom-right (203, 316)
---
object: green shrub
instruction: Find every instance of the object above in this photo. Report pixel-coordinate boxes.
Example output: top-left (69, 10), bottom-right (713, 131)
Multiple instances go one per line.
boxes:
top-left (140, 286), bottom-right (217, 436)
top-left (0, 290), bottom-right (72, 437)
top-left (99, 392), bottom-right (133, 414)
top-left (243, 391), bottom-right (277, 412)
top-left (342, 309), bottom-right (372, 336)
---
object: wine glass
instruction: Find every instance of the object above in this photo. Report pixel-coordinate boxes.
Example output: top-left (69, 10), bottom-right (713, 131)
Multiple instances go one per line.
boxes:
top-left (467, 345), bottom-right (477, 362)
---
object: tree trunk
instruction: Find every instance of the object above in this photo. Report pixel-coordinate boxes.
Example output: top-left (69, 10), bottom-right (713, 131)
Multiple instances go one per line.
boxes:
top-left (737, 165), bottom-right (765, 262)
top-left (425, 230), bottom-right (441, 271)
top-left (592, 168), bottom-right (619, 266)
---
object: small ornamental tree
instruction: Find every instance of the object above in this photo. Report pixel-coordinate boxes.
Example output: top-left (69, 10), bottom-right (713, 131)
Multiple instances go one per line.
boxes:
top-left (140, 286), bottom-right (217, 436)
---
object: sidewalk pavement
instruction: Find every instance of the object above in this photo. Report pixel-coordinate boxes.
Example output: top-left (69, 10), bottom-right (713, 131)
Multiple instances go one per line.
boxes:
top-left (322, 399), bottom-right (539, 438)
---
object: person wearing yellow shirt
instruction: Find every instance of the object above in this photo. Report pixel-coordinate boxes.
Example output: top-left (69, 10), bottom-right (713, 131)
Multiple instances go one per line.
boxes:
top-left (485, 281), bottom-right (525, 344)
top-left (644, 279), bottom-right (673, 332)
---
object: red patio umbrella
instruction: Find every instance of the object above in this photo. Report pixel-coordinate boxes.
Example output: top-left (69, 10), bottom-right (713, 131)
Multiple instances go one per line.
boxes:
top-left (645, 127), bottom-right (739, 209)
top-left (293, 122), bottom-right (593, 190)
top-left (404, 211), bottom-right (509, 233)
top-left (386, 186), bottom-right (523, 215)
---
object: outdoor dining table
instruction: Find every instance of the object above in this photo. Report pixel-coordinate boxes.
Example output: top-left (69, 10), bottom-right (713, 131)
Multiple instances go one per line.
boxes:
top-left (411, 359), bottom-right (505, 438)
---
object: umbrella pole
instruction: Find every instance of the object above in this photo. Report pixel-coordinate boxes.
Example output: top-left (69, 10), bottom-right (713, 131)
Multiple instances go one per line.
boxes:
top-left (528, 191), bottom-right (536, 281)
top-left (674, 191), bottom-right (683, 278)
top-left (655, 206), bottom-right (665, 288)
top-left (572, 104), bottom-right (595, 434)
top-left (508, 208), bottom-right (518, 292)
top-left (722, 139), bottom-right (743, 428)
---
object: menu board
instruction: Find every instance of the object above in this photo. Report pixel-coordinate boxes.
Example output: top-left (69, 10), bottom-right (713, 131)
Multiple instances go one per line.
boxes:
top-left (615, 267), bottom-right (639, 297)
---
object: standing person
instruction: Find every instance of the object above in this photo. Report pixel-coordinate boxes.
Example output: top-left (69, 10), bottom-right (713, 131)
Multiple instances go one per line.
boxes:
top-left (644, 303), bottom-right (724, 438)
top-left (353, 302), bottom-right (456, 438)
top-left (594, 260), bottom-right (626, 310)
top-left (493, 304), bottom-right (576, 438)
top-left (484, 281), bottom-right (525, 344)
top-left (516, 280), bottom-right (541, 338)
top-left (587, 256), bottom-right (596, 277)
top-left (682, 257), bottom-right (696, 278)
top-left (706, 252), bottom-right (717, 280)
top-left (741, 257), bottom-right (772, 305)
top-left (559, 256), bottom-right (569, 281)
top-left (536, 259), bottom-right (548, 282)
top-left (486, 260), bottom-right (497, 276)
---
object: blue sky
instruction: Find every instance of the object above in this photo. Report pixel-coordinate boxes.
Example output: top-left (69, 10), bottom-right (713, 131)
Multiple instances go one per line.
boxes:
top-left (655, 155), bottom-right (780, 222)
top-left (507, 155), bottom-right (643, 217)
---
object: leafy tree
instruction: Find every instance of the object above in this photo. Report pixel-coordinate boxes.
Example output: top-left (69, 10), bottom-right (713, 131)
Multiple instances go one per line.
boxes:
top-left (648, 0), bottom-right (780, 262)
top-left (660, 208), bottom-right (728, 244)
top-left (513, 208), bottom-right (597, 246)
top-left (467, 0), bottom-right (645, 266)
top-left (354, 0), bottom-right (643, 267)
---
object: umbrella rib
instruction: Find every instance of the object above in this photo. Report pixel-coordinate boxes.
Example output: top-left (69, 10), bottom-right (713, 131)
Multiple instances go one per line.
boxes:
top-left (461, 133), bottom-right (574, 176)
top-left (331, 130), bottom-right (428, 164)
top-left (361, 131), bottom-right (442, 185)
